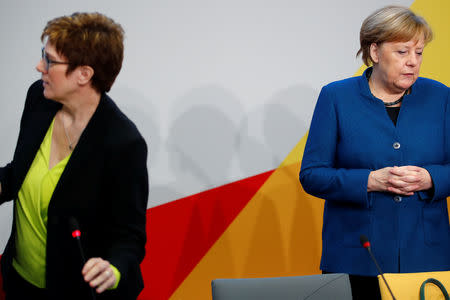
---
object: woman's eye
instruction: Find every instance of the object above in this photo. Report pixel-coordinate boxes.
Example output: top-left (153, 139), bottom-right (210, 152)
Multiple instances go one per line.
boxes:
top-left (398, 51), bottom-right (407, 54)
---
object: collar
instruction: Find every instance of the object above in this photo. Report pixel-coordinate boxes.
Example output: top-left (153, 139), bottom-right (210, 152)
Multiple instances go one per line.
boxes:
top-left (359, 67), bottom-right (375, 99)
top-left (359, 67), bottom-right (415, 100)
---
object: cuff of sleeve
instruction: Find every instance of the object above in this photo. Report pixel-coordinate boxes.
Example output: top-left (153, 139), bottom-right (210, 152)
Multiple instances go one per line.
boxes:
top-left (423, 164), bottom-right (448, 202)
top-left (417, 189), bottom-right (434, 201)
top-left (345, 169), bottom-right (372, 208)
top-left (108, 264), bottom-right (121, 290)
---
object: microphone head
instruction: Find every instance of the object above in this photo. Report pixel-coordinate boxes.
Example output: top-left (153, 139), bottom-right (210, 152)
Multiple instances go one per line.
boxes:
top-left (69, 217), bottom-right (81, 238)
top-left (360, 234), bottom-right (370, 248)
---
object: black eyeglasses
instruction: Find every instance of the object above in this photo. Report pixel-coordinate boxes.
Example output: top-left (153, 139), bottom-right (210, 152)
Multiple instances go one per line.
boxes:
top-left (41, 47), bottom-right (70, 71)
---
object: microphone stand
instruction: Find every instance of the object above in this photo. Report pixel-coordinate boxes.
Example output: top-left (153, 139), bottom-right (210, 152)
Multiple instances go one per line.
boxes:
top-left (70, 218), bottom-right (97, 300)
top-left (366, 246), bottom-right (396, 300)
top-left (360, 235), bottom-right (396, 300)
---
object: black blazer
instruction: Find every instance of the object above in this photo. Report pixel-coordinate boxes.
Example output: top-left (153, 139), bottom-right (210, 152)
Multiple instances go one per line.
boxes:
top-left (0, 80), bottom-right (149, 300)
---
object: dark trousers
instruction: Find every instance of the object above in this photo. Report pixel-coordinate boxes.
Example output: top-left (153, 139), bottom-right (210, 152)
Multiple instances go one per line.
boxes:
top-left (349, 274), bottom-right (382, 300)
top-left (4, 267), bottom-right (49, 300)
top-left (323, 271), bottom-right (381, 300)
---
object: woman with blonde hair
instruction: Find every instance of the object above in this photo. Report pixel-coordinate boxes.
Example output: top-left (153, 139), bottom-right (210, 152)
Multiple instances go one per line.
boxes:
top-left (300, 6), bottom-right (450, 299)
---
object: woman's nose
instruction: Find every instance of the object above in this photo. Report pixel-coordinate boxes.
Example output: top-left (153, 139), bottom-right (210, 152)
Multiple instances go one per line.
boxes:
top-left (406, 52), bottom-right (418, 66)
top-left (36, 58), bottom-right (47, 73)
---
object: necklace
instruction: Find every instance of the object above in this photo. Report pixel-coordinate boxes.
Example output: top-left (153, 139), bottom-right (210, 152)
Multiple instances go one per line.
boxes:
top-left (367, 70), bottom-right (407, 107)
top-left (383, 96), bottom-right (404, 107)
top-left (59, 112), bottom-right (75, 151)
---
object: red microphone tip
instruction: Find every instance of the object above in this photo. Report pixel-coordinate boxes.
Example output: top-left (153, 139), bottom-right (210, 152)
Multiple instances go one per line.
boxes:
top-left (360, 234), bottom-right (371, 248)
top-left (72, 230), bottom-right (81, 238)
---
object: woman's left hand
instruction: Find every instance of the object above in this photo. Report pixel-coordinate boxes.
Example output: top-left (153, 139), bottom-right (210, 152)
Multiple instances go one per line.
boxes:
top-left (387, 166), bottom-right (433, 194)
top-left (82, 257), bottom-right (117, 293)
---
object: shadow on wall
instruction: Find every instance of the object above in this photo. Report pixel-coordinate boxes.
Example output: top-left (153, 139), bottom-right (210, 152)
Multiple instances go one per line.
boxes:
top-left (111, 85), bottom-right (161, 158)
top-left (157, 85), bottom-right (244, 202)
top-left (237, 84), bottom-right (317, 174)
top-left (243, 193), bottom-right (288, 274)
top-left (110, 86), bottom-right (166, 205)
top-left (263, 85), bottom-right (317, 164)
top-left (117, 83), bottom-right (319, 207)
top-left (243, 163), bottom-right (322, 277)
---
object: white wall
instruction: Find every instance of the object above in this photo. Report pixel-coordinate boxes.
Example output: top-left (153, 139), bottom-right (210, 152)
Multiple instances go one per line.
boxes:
top-left (0, 0), bottom-right (413, 250)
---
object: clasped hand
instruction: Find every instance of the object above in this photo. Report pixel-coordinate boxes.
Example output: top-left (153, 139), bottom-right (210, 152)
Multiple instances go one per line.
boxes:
top-left (367, 166), bottom-right (432, 195)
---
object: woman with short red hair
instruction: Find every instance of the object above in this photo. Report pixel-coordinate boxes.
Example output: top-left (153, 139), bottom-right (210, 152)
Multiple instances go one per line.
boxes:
top-left (0, 12), bottom-right (148, 300)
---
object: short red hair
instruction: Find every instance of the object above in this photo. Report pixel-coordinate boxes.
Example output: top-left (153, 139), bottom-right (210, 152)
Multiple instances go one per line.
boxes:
top-left (42, 12), bottom-right (124, 93)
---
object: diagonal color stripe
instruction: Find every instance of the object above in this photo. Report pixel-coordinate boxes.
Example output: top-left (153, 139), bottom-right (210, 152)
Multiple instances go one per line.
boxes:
top-left (139, 170), bottom-right (274, 300)
top-left (170, 162), bottom-right (324, 300)
top-left (169, 1), bottom-right (450, 299)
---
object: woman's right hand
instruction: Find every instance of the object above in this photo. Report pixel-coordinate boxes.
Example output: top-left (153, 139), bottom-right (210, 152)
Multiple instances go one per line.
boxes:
top-left (367, 167), bottom-right (415, 196)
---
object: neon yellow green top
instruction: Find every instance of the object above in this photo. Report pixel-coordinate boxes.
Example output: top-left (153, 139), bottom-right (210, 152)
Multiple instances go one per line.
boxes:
top-left (12, 118), bottom-right (120, 289)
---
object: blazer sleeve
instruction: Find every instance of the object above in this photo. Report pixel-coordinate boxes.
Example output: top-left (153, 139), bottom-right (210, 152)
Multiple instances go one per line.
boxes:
top-left (0, 163), bottom-right (12, 203)
top-left (299, 85), bottom-right (371, 207)
top-left (0, 80), bottom-right (42, 203)
top-left (104, 134), bottom-right (149, 299)
top-left (422, 87), bottom-right (450, 202)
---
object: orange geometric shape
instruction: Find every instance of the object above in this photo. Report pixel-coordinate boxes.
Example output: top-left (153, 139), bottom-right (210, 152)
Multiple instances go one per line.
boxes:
top-left (139, 170), bottom-right (274, 300)
top-left (169, 161), bottom-right (324, 300)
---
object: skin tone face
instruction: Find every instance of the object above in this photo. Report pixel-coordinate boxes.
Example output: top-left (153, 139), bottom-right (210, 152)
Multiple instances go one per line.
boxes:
top-left (36, 42), bottom-right (78, 102)
top-left (369, 38), bottom-right (425, 98)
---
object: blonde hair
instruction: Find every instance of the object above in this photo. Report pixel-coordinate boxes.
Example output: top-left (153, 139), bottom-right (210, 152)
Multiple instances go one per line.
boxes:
top-left (357, 6), bottom-right (433, 66)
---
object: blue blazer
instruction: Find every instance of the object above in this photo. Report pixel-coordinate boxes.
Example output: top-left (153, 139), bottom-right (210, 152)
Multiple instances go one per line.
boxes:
top-left (300, 68), bottom-right (450, 276)
top-left (0, 80), bottom-right (149, 299)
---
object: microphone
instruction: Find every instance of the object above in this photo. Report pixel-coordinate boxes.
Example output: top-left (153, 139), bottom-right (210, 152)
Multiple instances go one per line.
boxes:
top-left (69, 217), bottom-right (87, 264)
top-left (69, 217), bottom-right (97, 300)
top-left (360, 235), bottom-right (396, 300)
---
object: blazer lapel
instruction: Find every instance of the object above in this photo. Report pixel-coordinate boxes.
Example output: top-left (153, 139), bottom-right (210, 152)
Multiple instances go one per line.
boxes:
top-left (13, 98), bottom-right (60, 195)
top-left (49, 95), bottom-right (109, 214)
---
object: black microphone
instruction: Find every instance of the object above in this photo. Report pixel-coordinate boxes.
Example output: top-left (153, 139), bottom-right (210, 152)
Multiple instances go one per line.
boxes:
top-left (360, 235), bottom-right (396, 300)
top-left (69, 217), bottom-right (97, 300)
top-left (69, 217), bottom-right (87, 263)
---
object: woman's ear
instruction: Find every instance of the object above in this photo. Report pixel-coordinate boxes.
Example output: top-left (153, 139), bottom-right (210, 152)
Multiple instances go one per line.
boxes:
top-left (77, 66), bottom-right (95, 86)
top-left (369, 43), bottom-right (380, 64)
